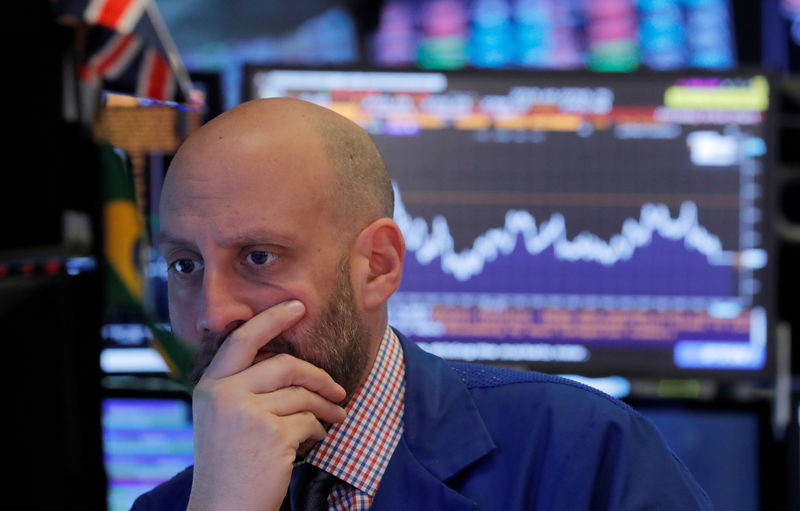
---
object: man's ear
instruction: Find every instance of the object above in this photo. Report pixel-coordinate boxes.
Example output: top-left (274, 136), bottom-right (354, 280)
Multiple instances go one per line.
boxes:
top-left (351, 218), bottom-right (405, 311)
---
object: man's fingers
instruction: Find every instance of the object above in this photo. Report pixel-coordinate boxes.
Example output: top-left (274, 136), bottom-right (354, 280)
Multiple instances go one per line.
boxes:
top-left (238, 354), bottom-right (347, 403)
top-left (283, 411), bottom-right (329, 445)
top-left (204, 300), bottom-right (306, 379)
top-left (260, 386), bottom-right (347, 425)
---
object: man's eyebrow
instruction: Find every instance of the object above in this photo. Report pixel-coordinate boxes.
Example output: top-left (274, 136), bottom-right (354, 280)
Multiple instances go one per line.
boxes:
top-left (215, 231), bottom-right (294, 248)
top-left (157, 230), bottom-right (294, 250)
top-left (157, 231), bottom-right (192, 249)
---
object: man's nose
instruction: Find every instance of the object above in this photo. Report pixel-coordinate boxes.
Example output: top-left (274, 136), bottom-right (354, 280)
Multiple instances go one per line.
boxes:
top-left (197, 268), bottom-right (254, 335)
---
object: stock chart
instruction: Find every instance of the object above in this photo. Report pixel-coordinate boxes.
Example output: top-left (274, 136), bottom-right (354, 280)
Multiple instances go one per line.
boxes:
top-left (249, 68), bottom-right (772, 378)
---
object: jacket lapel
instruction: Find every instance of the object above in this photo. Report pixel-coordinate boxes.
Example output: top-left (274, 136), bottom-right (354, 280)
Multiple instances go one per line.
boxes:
top-left (371, 435), bottom-right (477, 511)
top-left (371, 332), bottom-right (496, 509)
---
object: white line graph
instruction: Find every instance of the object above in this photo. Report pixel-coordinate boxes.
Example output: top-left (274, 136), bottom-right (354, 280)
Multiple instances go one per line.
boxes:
top-left (393, 183), bottom-right (727, 282)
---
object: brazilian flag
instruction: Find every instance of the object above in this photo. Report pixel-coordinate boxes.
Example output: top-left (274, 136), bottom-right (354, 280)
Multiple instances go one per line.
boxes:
top-left (102, 144), bottom-right (194, 384)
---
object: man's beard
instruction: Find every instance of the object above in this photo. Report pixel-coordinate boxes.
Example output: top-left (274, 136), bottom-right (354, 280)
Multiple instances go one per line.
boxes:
top-left (189, 258), bottom-right (371, 404)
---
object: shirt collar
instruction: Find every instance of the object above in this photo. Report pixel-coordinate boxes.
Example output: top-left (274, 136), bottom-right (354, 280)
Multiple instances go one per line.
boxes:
top-left (304, 324), bottom-right (406, 497)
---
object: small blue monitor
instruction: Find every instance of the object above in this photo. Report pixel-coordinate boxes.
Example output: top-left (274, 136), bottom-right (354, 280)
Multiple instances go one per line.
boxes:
top-left (102, 396), bottom-right (194, 511)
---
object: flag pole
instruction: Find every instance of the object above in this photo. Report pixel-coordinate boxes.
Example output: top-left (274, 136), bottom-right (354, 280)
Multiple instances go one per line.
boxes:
top-left (144, 0), bottom-right (193, 102)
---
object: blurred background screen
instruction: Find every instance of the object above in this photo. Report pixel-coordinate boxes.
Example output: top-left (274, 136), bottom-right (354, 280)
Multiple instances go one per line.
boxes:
top-left (243, 67), bottom-right (775, 382)
top-left (369, 0), bottom-right (737, 71)
top-left (102, 393), bottom-right (193, 511)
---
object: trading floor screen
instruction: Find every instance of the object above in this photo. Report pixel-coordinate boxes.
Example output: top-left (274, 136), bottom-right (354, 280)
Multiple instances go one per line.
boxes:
top-left (247, 68), bottom-right (773, 379)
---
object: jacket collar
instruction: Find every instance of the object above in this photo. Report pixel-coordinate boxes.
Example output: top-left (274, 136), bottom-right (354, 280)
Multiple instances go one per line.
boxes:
top-left (371, 330), bottom-right (496, 510)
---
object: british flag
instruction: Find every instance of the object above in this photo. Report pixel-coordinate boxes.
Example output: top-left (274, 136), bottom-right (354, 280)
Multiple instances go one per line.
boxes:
top-left (59, 0), bottom-right (188, 102)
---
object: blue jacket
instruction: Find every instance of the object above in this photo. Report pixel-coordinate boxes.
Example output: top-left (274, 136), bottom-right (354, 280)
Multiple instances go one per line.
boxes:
top-left (132, 331), bottom-right (713, 510)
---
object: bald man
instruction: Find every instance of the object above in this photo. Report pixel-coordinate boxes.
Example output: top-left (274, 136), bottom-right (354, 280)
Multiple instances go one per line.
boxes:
top-left (132, 98), bottom-right (714, 511)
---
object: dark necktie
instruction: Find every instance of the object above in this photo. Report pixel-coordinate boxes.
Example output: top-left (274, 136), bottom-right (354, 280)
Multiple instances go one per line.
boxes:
top-left (283, 462), bottom-right (339, 511)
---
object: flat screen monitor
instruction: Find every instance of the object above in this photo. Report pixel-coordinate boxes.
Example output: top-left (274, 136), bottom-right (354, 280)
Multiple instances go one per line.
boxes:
top-left (102, 393), bottom-right (194, 511)
top-left (631, 400), bottom-right (767, 511)
top-left (245, 67), bottom-right (776, 381)
top-left (369, 0), bottom-right (738, 71)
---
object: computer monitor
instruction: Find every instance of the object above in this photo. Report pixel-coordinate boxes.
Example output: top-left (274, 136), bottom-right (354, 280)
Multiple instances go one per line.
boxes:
top-left (630, 399), bottom-right (769, 511)
top-left (369, 0), bottom-right (739, 71)
top-left (244, 67), bottom-right (776, 381)
top-left (102, 392), bottom-right (194, 511)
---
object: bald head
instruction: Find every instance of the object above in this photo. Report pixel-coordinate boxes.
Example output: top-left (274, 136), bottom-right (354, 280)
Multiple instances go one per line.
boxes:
top-left (166, 97), bottom-right (393, 240)
top-left (303, 100), bottom-right (394, 221)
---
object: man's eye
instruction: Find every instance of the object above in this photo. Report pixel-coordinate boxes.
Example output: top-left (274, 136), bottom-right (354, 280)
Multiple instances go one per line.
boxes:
top-left (246, 251), bottom-right (277, 265)
top-left (171, 259), bottom-right (201, 274)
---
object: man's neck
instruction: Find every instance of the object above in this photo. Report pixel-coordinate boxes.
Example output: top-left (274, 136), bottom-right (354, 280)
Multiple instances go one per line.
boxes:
top-left (358, 309), bottom-right (390, 392)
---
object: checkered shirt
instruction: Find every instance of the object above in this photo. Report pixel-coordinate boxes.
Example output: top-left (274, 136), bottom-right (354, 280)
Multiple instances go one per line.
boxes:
top-left (303, 325), bottom-right (406, 510)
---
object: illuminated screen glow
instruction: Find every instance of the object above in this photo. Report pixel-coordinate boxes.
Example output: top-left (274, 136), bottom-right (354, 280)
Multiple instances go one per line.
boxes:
top-left (248, 68), bottom-right (773, 379)
top-left (103, 398), bottom-right (193, 511)
top-left (370, 0), bottom-right (737, 71)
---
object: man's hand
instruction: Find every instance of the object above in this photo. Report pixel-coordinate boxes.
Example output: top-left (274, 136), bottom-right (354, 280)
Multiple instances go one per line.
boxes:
top-left (186, 300), bottom-right (347, 511)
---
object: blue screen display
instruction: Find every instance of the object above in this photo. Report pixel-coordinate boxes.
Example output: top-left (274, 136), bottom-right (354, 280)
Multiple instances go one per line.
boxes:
top-left (102, 398), bottom-right (194, 511)
top-left (637, 405), bottom-right (761, 511)
top-left (246, 68), bottom-right (773, 379)
top-left (370, 0), bottom-right (737, 71)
